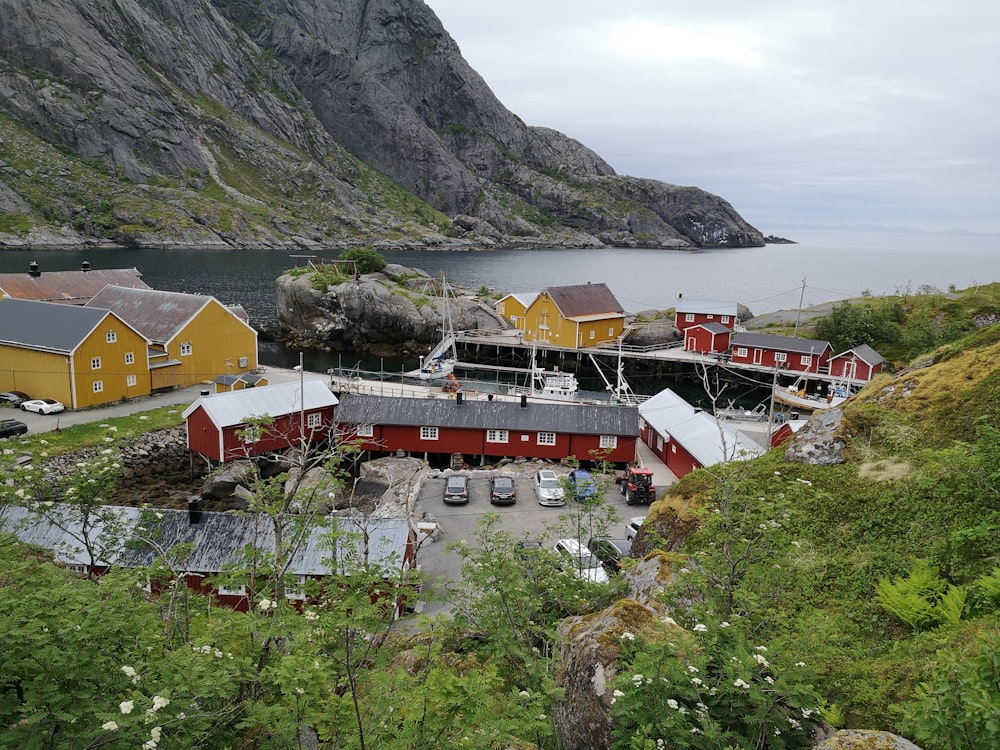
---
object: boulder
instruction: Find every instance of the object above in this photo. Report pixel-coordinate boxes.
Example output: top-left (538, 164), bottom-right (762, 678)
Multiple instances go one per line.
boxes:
top-left (784, 408), bottom-right (847, 466)
top-left (813, 730), bottom-right (922, 750)
top-left (200, 461), bottom-right (255, 499)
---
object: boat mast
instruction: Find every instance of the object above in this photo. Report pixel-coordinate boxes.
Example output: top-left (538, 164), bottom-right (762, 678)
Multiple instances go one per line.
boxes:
top-left (793, 277), bottom-right (806, 338)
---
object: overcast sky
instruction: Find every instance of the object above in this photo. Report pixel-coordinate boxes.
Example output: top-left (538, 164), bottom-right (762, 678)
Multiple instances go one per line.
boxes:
top-left (427, 1), bottom-right (999, 236)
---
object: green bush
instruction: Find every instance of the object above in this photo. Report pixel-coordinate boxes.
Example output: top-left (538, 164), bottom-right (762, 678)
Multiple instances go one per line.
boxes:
top-left (339, 246), bottom-right (386, 274)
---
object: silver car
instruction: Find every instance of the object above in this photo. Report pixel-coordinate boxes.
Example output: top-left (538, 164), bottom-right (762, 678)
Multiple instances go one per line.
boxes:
top-left (533, 469), bottom-right (565, 506)
top-left (554, 538), bottom-right (609, 584)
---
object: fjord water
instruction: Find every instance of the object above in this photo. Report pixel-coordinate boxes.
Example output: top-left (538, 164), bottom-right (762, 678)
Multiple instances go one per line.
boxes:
top-left (2, 228), bottom-right (996, 373)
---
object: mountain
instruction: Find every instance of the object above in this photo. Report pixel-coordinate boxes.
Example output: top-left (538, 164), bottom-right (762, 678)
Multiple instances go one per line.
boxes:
top-left (0, 0), bottom-right (764, 251)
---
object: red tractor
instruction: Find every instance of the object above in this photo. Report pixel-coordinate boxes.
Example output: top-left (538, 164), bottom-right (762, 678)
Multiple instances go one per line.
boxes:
top-left (618, 465), bottom-right (655, 505)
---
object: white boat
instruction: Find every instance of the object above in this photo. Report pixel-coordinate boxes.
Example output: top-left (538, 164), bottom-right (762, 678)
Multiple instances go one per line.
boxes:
top-left (772, 378), bottom-right (851, 412)
top-left (418, 275), bottom-right (458, 380)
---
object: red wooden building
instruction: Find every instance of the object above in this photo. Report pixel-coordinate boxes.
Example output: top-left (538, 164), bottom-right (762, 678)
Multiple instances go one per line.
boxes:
top-left (684, 322), bottom-right (732, 354)
top-left (674, 298), bottom-right (739, 332)
top-left (829, 344), bottom-right (884, 383)
top-left (2, 503), bottom-right (416, 614)
top-left (333, 393), bottom-right (640, 466)
top-left (730, 332), bottom-right (833, 373)
top-left (183, 380), bottom-right (338, 463)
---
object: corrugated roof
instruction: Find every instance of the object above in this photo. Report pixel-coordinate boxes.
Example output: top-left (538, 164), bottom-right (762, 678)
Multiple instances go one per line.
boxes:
top-left (544, 283), bottom-right (624, 318)
top-left (639, 388), bottom-right (764, 465)
top-left (0, 267), bottom-right (149, 304)
top-left (335, 394), bottom-right (640, 436)
top-left (0, 297), bottom-right (119, 353)
top-left (732, 332), bottom-right (831, 355)
top-left (675, 299), bottom-right (738, 316)
top-left (182, 379), bottom-right (338, 427)
top-left (1, 504), bottom-right (410, 576)
top-left (691, 322), bottom-right (732, 334)
top-left (86, 286), bottom-right (233, 344)
top-left (834, 343), bottom-right (884, 365)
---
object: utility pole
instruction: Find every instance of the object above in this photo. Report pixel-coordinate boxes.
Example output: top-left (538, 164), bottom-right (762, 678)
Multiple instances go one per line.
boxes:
top-left (793, 278), bottom-right (806, 338)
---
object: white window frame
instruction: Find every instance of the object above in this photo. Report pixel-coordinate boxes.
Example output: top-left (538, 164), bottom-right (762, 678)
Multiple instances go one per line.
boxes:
top-left (420, 426), bottom-right (439, 441)
top-left (106, 330), bottom-right (117, 343)
top-left (599, 435), bottom-right (618, 450)
top-left (218, 583), bottom-right (246, 597)
top-left (306, 412), bottom-right (323, 428)
top-left (180, 342), bottom-right (193, 356)
top-left (92, 380), bottom-right (104, 393)
top-left (238, 356), bottom-right (249, 368)
top-left (685, 313), bottom-right (695, 322)
top-left (486, 429), bottom-right (509, 444)
top-left (90, 357), bottom-right (101, 370)
top-left (800, 354), bottom-right (812, 367)
top-left (775, 352), bottom-right (788, 363)
top-left (537, 432), bottom-right (556, 446)
top-left (736, 347), bottom-right (747, 357)
top-left (285, 575), bottom-right (306, 600)
top-left (608, 327), bottom-right (614, 336)
top-left (124, 352), bottom-right (135, 365)
top-left (721, 315), bottom-right (730, 324)
top-left (589, 330), bottom-right (595, 340)
top-left (356, 423), bottom-right (374, 438)
top-left (126, 374), bottom-right (137, 387)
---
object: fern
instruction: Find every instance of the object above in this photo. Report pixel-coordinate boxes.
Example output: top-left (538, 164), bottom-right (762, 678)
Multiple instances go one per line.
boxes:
top-left (875, 559), bottom-right (965, 631)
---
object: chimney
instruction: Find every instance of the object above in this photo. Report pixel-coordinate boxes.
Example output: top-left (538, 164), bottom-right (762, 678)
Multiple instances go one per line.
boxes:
top-left (81, 260), bottom-right (91, 272)
top-left (520, 394), bottom-right (527, 408)
top-left (188, 497), bottom-right (203, 525)
top-left (29, 261), bottom-right (40, 277)
top-left (456, 391), bottom-right (464, 405)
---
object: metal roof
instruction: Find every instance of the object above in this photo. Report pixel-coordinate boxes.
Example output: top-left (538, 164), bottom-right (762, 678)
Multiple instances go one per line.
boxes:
top-left (833, 343), bottom-right (884, 365)
top-left (675, 299), bottom-right (738, 316)
top-left (732, 332), bottom-right (832, 355)
top-left (182, 379), bottom-right (338, 428)
top-left (690, 322), bottom-right (732, 334)
top-left (0, 297), bottom-right (127, 353)
top-left (543, 283), bottom-right (624, 318)
top-left (639, 389), bottom-right (764, 465)
top-left (0, 267), bottom-right (149, 304)
top-left (335, 393), bottom-right (640, 436)
top-left (86, 286), bottom-right (252, 345)
top-left (1, 504), bottom-right (410, 576)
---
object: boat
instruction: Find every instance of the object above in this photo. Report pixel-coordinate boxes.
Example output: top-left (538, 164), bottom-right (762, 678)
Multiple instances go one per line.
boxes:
top-left (417, 276), bottom-right (458, 380)
top-left (772, 377), bottom-right (851, 412)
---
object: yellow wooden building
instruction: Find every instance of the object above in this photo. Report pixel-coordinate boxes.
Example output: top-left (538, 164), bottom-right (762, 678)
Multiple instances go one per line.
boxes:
top-left (494, 293), bottom-right (535, 331)
top-left (0, 298), bottom-right (152, 408)
top-left (86, 287), bottom-right (259, 391)
top-left (511, 283), bottom-right (625, 348)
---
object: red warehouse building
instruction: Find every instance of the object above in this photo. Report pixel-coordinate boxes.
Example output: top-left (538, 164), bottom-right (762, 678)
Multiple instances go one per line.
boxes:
top-left (829, 344), bottom-right (884, 383)
top-left (730, 332), bottom-right (833, 373)
top-left (183, 379), bottom-right (338, 464)
top-left (333, 393), bottom-right (639, 466)
top-left (674, 298), bottom-right (739, 332)
top-left (684, 322), bottom-right (732, 354)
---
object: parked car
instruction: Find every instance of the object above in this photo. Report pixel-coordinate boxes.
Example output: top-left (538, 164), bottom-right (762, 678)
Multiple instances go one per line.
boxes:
top-left (489, 472), bottom-right (517, 505)
top-left (587, 537), bottom-right (632, 574)
top-left (0, 418), bottom-right (28, 439)
top-left (625, 516), bottom-right (645, 543)
top-left (0, 391), bottom-right (30, 406)
top-left (20, 398), bottom-right (65, 415)
top-left (568, 468), bottom-right (599, 502)
top-left (533, 469), bottom-right (565, 506)
top-left (443, 473), bottom-right (470, 504)
top-left (554, 538), bottom-right (610, 584)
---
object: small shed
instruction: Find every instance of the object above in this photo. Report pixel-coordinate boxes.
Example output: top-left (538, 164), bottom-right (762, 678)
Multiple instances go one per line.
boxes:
top-left (183, 379), bottom-right (338, 463)
top-left (684, 322), bottom-right (732, 354)
top-left (829, 344), bottom-right (884, 383)
top-left (214, 372), bottom-right (269, 393)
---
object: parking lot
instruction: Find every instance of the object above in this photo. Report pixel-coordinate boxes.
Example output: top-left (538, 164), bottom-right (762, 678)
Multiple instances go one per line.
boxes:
top-left (411, 465), bottom-right (650, 618)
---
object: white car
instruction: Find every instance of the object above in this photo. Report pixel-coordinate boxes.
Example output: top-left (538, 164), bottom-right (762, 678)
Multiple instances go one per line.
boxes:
top-left (554, 538), bottom-right (610, 584)
top-left (20, 398), bottom-right (65, 415)
top-left (625, 516), bottom-right (645, 543)
top-left (533, 469), bottom-right (565, 506)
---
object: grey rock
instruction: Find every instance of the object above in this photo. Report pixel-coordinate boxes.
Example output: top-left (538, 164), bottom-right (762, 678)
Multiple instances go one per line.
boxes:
top-left (813, 730), bottom-right (922, 750)
top-left (784, 408), bottom-right (847, 465)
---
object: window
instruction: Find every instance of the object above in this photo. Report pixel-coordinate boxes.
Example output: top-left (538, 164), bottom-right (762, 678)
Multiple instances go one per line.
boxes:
top-left (90, 357), bottom-right (101, 370)
top-left (285, 575), bottom-right (306, 600)
top-left (736, 347), bottom-right (747, 357)
top-left (92, 380), bottom-right (104, 393)
top-left (357, 423), bottom-right (374, 438)
top-left (486, 429), bottom-right (509, 443)
top-left (238, 356), bottom-right (249, 368)
top-left (497, 302), bottom-right (505, 314)
top-left (537, 432), bottom-right (556, 446)
top-left (180, 342), bottom-right (193, 356)
top-left (721, 315), bottom-right (730, 324)
top-left (608, 327), bottom-right (614, 336)
top-left (124, 352), bottom-right (135, 365)
top-left (589, 330), bottom-right (595, 340)
top-left (800, 354), bottom-right (812, 367)
top-left (105, 330), bottom-right (117, 343)
top-left (420, 426), bottom-right (439, 441)
top-left (126, 374), bottom-right (137, 387)
top-left (218, 583), bottom-right (246, 597)
top-left (707, 314), bottom-right (715, 320)
top-left (775, 352), bottom-right (787, 363)
top-left (599, 435), bottom-right (618, 449)
top-left (306, 413), bottom-right (322, 428)
top-left (685, 313), bottom-right (695, 322)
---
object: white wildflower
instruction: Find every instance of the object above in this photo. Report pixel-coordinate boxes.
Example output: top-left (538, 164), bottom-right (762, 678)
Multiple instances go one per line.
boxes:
top-left (101, 721), bottom-right (119, 731)
top-left (151, 695), bottom-right (169, 711)
top-left (667, 699), bottom-right (678, 710)
top-left (733, 678), bottom-right (750, 690)
top-left (693, 623), bottom-right (708, 632)
top-left (120, 700), bottom-right (135, 715)
top-left (120, 665), bottom-right (140, 684)
top-left (754, 654), bottom-right (770, 667)
top-left (619, 631), bottom-right (635, 642)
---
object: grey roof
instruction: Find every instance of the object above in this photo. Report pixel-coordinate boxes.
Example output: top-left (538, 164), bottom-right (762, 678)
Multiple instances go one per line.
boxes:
top-left (182, 380), bottom-right (338, 428)
top-left (1, 504), bottom-right (411, 576)
top-left (0, 297), bottom-right (130, 353)
top-left (335, 394), bottom-right (640, 436)
top-left (639, 389), bottom-right (764, 465)
top-left (834, 343), bottom-right (884, 365)
top-left (691, 322), bottom-right (732, 334)
top-left (675, 299), bottom-right (738, 316)
top-left (732, 332), bottom-right (832, 355)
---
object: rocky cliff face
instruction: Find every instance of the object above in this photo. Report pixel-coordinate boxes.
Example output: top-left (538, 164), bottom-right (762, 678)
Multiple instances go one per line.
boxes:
top-left (0, 0), bottom-right (763, 250)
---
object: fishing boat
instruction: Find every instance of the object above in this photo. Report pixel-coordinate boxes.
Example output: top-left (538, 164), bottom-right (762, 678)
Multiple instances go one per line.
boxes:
top-left (772, 377), bottom-right (851, 412)
top-left (418, 276), bottom-right (458, 380)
